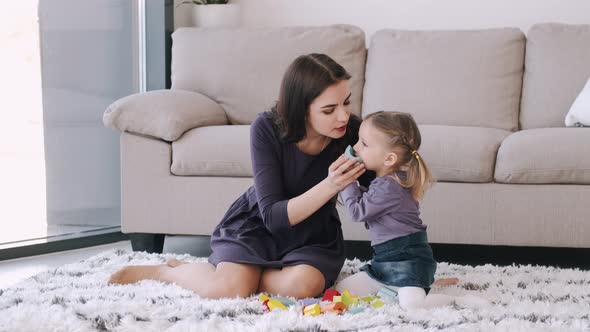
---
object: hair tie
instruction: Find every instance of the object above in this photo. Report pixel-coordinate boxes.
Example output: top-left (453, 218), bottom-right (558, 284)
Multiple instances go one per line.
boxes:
top-left (411, 150), bottom-right (420, 160)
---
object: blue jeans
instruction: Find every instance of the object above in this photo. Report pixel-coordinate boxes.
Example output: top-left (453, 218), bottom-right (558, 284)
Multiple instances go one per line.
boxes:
top-left (360, 231), bottom-right (436, 291)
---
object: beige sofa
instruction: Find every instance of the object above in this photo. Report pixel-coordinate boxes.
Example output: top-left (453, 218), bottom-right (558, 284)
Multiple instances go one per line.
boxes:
top-left (104, 23), bottom-right (590, 252)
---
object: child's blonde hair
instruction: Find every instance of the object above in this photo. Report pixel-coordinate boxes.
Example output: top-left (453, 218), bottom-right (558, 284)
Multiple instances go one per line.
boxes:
top-left (365, 111), bottom-right (434, 201)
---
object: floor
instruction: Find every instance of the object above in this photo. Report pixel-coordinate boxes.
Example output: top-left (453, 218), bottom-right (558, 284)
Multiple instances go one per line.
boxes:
top-left (2, 236), bottom-right (589, 290)
top-left (0, 240), bottom-right (131, 289)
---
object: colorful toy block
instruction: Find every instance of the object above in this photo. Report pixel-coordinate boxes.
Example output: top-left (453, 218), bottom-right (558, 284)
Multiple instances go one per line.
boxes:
top-left (267, 299), bottom-right (287, 311)
top-left (300, 298), bottom-right (320, 307)
top-left (303, 303), bottom-right (321, 316)
top-left (332, 295), bottom-right (342, 303)
top-left (347, 307), bottom-right (365, 315)
top-left (259, 293), bottom-right (270, 302)
top-left (371, 299), bottom-right (385, 308)
top-left (273, 296), bottom-right (296, 307)
top-left (320, 302), bottom-right (347, 315)
top-left (321, 289), bottom-right (341, 302)
top-left (376, 286), bottom-right (398, 302)
top-left (341, 290), bottom-right (358, 306)
top-left (361, 296), bottom-right (376, 303)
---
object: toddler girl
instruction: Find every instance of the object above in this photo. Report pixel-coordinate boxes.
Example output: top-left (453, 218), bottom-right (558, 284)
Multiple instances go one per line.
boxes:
top-left (335, 111), bottom-right (488, 309)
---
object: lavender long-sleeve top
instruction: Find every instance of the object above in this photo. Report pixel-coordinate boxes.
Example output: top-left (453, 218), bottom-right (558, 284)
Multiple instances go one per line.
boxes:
top-left (340, 174), bottom-right (426, 246)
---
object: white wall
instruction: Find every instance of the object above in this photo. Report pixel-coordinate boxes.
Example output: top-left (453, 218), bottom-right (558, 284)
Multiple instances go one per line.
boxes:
top-left (176, 0), bottom-right (590, 42)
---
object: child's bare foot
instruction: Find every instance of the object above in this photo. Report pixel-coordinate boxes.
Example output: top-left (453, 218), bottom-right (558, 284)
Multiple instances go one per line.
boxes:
top-left (433, 277), bottom-right (460, 287)
top-left (108, 264), bottom-right (167, 285)
top-left (166, 258), bottom-right (187, 268)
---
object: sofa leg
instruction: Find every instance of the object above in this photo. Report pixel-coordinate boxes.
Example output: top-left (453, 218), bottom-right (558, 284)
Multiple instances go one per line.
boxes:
top-left (129, 233), bottom-right (165, 253)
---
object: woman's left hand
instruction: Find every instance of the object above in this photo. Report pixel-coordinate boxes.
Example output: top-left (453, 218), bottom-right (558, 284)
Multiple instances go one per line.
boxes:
top-left (325, 155), bottom-right (365, 191)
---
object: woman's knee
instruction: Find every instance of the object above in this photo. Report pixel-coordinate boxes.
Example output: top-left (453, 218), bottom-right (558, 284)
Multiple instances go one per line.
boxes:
top-left (284, 265), bottom-right (325, 298)
top-left (205, 263), bottom-right (261, 299)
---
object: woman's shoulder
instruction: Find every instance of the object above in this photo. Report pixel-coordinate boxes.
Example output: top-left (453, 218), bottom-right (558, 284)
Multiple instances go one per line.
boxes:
top-left (252, 111), bottom-right (274, 128)
top-left (251, 111), bottom-right (283, 147)
top-left (252, 111), bottom-right (279, 135)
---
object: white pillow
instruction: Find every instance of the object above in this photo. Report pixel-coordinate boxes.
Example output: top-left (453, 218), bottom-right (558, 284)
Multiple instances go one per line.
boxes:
top-left (565, 77), bottom-right (590, 127)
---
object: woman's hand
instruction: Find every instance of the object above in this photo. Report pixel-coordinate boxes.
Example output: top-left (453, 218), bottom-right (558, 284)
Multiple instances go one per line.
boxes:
top-left (325, 155), bottom-right (365, 191)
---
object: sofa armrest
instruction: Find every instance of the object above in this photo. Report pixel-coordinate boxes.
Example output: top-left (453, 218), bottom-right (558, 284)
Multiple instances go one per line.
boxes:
top-left (103, 89), bottom-right (228, 141)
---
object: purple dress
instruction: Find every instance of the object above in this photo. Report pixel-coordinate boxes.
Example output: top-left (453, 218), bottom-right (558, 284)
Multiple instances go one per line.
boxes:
top-left (209, 111), bottom-right (374, 287)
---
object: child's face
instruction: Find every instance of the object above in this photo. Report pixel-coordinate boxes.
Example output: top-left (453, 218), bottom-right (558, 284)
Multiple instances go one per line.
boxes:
top-left (353, 120), bottom-right (398, 175)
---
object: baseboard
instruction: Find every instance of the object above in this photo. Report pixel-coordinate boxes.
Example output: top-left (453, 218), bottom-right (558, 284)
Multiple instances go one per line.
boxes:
top-left (0, 229), bottom-right (128, 261)
top-left (161, 235), bottom-right (590, 270)
top-left (344, 240), bottom-right (590, 269)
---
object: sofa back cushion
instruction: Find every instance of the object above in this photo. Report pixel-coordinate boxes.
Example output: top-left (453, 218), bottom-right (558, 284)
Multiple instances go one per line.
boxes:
top-left (363, 28), bottom-right (525, 131)
top-left (520, 23), bottom-right (590, 129)
top-left (171, 25), bottom-right (366, 125)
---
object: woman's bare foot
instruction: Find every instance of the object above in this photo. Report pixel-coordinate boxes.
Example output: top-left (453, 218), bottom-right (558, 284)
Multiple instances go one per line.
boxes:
top-left (166, 258), bottom-right (187, 268)
top-left (433, 277), bottom-right (460, 287)
top-left (108, 264), bottom-right (168, 285)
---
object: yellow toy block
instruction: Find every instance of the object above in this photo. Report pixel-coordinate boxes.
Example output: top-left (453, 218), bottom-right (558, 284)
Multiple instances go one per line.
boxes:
top-left (371, 299), bottom-right (385, 308)
top-left (361, 296), bottom-right (376, 303)
top-left (267, 299), bottom-right (287, 311)
top-left (332, 295), bottom-right (342, 303)
top-left (259, 293), bottom-right (270, 302)
top-left (303, 303), bottom-right (321, 316)
top-left (341, 290), bottom-right (358, 307)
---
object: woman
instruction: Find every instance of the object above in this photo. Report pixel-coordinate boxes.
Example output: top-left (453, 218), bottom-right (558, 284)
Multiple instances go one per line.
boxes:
top-left (109, 53), bottom-right (373, 299)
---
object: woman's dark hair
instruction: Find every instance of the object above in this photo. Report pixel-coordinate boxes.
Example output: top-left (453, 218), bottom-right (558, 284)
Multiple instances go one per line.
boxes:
top-left (270, 53), bottom-right (352, 151)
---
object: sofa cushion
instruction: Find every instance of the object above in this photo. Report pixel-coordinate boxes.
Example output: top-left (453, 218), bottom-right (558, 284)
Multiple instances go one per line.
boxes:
top-left (103, 90), bottom-right (228, 141)
top-left (495, 128), bottom-right (590, 184)
top-left (171, 125), bottom-right (252, 177)
top-left (171, 25), bottom-right (366, 125)
top-left (363, 28), bottom-right (524, 131)
top-left (419, 125), bottom-right (510, 183)
top-left (172, 124), bottom-right (510, 181)
top-left (520, 23), bottom-right (590, 129)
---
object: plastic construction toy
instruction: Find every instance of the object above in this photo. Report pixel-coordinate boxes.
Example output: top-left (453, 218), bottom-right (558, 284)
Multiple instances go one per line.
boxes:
top-left (344, 145), bottom-right (362, 163)
top-left (258, 288), bottom-right (392, 316)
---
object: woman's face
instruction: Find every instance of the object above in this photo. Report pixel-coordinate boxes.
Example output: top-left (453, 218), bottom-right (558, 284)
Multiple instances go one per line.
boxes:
top-left (306, 80), bottom-right (352, 139)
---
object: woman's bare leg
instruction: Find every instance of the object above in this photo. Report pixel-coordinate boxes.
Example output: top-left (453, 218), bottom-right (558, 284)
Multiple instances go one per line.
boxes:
top-left (258, 264), bottom-right (325, 298)
top-left (109, 261), bottom-right (262, 299)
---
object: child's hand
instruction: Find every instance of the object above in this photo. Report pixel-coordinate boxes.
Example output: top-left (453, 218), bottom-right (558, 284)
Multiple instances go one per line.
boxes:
top-left (326, 155), bottom-right (365, 191)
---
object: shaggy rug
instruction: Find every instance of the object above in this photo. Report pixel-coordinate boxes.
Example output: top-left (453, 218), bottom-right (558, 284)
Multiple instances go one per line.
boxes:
top-left (1, 249), bottom-right (589, 332)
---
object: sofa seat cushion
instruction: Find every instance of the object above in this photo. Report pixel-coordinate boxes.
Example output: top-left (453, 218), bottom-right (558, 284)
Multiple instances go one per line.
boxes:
top-left (172, 124), bottom-right (511, 181)
top-left (171, 125), bottom-right (252, 177)
top-left (495, 128), bottom-right (590, 184)
top-left (419, 125), bottom-right (511, 183)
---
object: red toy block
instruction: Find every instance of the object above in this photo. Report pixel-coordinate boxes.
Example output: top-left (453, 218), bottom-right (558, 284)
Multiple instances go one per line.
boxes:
top-left (321, 289), bottom-right (341, 302)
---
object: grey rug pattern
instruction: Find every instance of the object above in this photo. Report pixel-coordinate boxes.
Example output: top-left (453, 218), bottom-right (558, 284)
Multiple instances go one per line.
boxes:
top-left (1, 249), bottom-right (589, 331)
